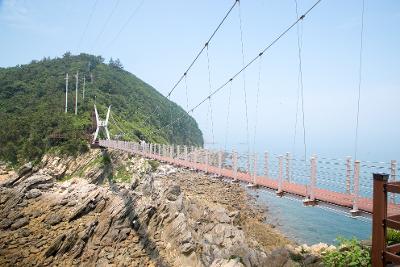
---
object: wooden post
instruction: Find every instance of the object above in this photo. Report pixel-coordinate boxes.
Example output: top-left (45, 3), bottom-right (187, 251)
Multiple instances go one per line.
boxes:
top-left (371, 173), bottom-right (389, 267)
top-left (346, 156), bottom-right (352, 194)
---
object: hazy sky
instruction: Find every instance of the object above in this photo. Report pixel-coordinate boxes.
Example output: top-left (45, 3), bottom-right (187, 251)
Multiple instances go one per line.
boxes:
top-left (0, 0), bottom-right (399, 161)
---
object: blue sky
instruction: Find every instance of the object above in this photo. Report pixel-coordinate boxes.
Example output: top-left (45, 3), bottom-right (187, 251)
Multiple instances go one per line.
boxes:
top-left (0, 0), bottom-right (399, 161)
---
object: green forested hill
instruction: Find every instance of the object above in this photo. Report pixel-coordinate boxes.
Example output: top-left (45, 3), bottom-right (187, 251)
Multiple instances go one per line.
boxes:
top-left (0, 53), bottom-right (203, 164)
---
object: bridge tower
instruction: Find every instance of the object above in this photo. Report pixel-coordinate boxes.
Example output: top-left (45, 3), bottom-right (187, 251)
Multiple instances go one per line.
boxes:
top-left (93, 104), bottom-right (111, 143)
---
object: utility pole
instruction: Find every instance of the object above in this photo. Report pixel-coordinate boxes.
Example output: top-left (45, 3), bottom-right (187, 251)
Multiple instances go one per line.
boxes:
top-left (65, 73), bottom-right (69, 113)
top-left (90, 73), bottom-right (93, 84)
top-left (75, 72), bottom-right (79, 115)
top-left (82, 75), bottom-right (86, 100)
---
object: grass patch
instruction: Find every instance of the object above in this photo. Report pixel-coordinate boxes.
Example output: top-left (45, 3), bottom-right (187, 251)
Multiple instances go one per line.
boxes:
top-left (112, 165), bottom-right (131, 183)
top-left (58, 174), bottom-right (72, 182)
top-left (148, 160), bottom-right (160, 172)
top-left (322, 238), bottom-right (371, 267)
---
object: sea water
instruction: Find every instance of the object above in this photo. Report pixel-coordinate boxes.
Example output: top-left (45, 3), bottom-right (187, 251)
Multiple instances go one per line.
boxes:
top-left (204, 144), bottom-right (392, 245)
top-left (245, 186), bottom-right (371, 245)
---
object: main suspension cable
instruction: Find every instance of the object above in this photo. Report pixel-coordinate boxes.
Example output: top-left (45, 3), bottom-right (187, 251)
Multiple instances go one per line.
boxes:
top-left (147, 0), bottom-right (323, 137)
top-left (91, 0), bottom-right (121, 50)
top-left (105, 0), bottom-right (146, 49)
top-left (166, 0), bottom-right (239, 98)
top-left (76, 0), bottom-right (99, 51)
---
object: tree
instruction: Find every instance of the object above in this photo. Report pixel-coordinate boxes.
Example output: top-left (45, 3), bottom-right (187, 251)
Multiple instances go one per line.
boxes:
top-left (109, 57), bottom-right (124, 70)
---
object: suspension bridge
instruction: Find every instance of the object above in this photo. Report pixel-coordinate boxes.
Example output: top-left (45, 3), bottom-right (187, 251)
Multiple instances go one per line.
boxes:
top-left (71, 0), bottom-right (399, 217)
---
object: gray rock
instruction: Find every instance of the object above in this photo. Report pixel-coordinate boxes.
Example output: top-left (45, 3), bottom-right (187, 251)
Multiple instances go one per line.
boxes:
top-left (10, 217), bottom-right (29, 230)
top-left (44, 213), bottom-right (64, 226)
top-left (304, 254), bottom-right (319, 265)
top-left (0, 218), bottom-right (13, 229)
top-left (58, 230), bottom-right (78, 254)
top-left (19, 227), bottom-right (31, 237)
top-left (18, 162), bottom-right (32, 177)
top-left (45, 233), bottom-right (66, 257)
top-left (166, 184), bottom-right (181, 201)
top-left (81, 219), bottom-right (98, 242)
top-left (22, 174), bottom-right (53, 191)
top-left (7, 210), bottom-right (23, 221)
top-left (265, 248), bottom-right (291, 267)
top-left (25, 189), bottom-right (42, 199)
top-left (68, 192), bottom-right (101, 222)
top-left (180, 242), bottom-right (195, 255)
top-left (130, 175), bottom-right (140, 190)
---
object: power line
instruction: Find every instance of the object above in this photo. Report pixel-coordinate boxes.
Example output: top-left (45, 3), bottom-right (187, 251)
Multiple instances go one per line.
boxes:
top-left (166, 0), bottom-right (239, 98)
top-left (77, 0), bottom-right (99, 52)
top-left (91, 0), bottom-right (121, 51)
top-left (354, 0), bottom-right (365, 160)
top-left (105, 0), bottom-right (146, 49)
top-left (146, 0), bottom-right (323, 137)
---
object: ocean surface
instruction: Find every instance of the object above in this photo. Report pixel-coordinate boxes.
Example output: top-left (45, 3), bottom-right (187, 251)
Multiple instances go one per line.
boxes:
top-left (245, 186), bottom-right (371, 245)
top-left (203, 143), bottom-right (396, 245)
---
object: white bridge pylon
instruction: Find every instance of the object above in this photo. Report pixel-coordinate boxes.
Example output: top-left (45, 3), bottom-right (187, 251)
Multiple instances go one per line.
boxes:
top-left (93, 104), bottom-right (111, 143)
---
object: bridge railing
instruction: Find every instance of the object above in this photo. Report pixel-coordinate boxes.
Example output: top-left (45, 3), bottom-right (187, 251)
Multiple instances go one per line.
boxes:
top-left (98, 139), bottom-right (399, 215)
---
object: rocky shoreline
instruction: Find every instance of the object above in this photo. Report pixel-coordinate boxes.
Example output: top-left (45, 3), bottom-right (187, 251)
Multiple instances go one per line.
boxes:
top-left (0, 149), bottom-right (328, 266)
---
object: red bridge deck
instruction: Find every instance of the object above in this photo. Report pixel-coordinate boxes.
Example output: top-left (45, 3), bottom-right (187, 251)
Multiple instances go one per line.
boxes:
top-left (100, 140), bottom-right (400, 216)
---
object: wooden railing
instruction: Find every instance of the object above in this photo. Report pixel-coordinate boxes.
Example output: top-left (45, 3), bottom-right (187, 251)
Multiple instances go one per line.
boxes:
top-left (372, 173), bottom-right (400, 266)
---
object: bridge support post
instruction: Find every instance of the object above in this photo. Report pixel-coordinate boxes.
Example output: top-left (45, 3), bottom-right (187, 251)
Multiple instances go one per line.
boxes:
top-left (193, 148), bottom-right (198, 170)
top-left (350, 160), bottom-right (361, 216)
top-left (264, 151), bottom-right (269, 178)
top-left (286, 152), bottom-right (291, 182)
top-left (277, 155), bottom-right (284, 196)
top-left (218, 150), bottom-right (223, 177)
top-left (232, 150), bottom-right (238, 182)
top-left (247, 153), bottom-right (251, 177)
top-left (371, 173), bottom-right (389, 267)
top-left (303, 156), bottom-right (317, 206)
top-left (205, 150), bottom-right (209, 174)
top-left (248, 153), bottom-right (258, 188)
top-left (170, 145), bottom-right (174, 164)
top-left (184, 146), bottom-right (188, 167)
top-left (346, 156), bottom-right (352, 194)
top-left (391, 160), bottom-right (397, 204)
